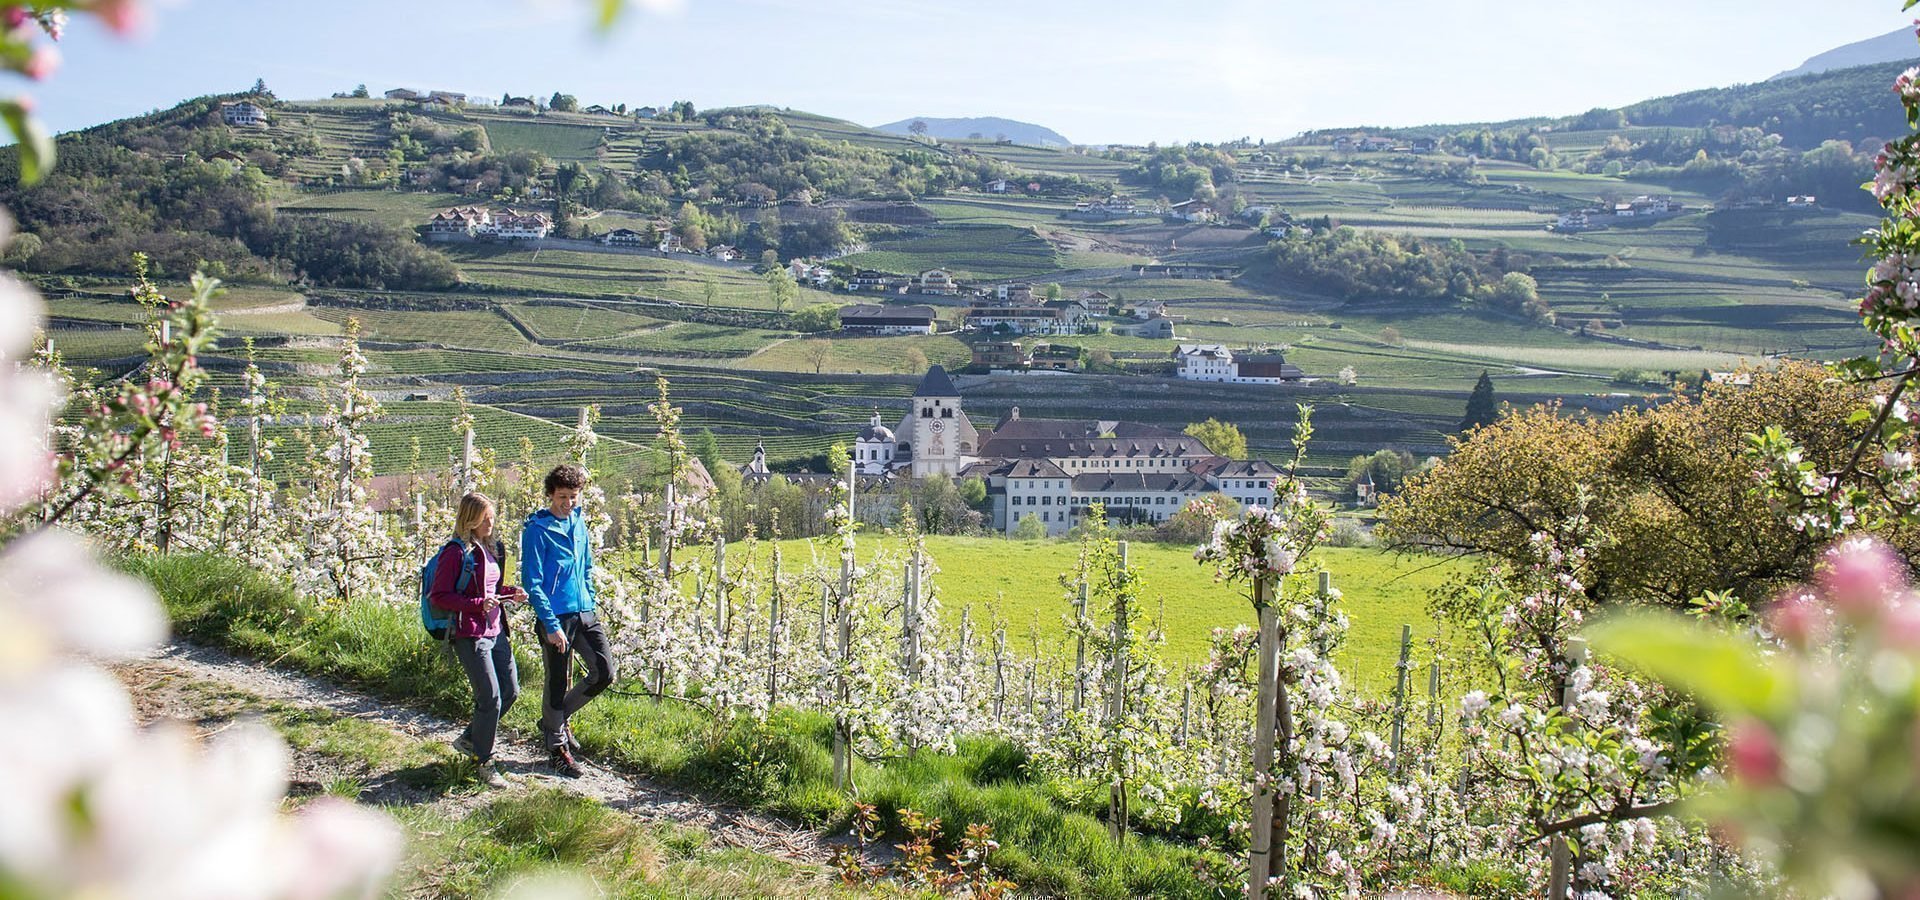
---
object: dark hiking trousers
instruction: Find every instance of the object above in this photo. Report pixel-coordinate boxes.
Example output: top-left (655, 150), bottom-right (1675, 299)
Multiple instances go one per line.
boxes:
top-left (540, 610), bottom-right (616, 747)
top-left (452, 633), bottom-right (519, 762)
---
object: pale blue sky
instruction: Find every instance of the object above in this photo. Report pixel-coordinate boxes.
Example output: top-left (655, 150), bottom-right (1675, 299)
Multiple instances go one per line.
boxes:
top-left (31, 0), bottom-right (1916, 145)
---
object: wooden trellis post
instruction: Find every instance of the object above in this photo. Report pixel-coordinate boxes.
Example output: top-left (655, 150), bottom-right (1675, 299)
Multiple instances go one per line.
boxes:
top-left (1249, 570), bottom-right (1325, 900)
top-left (1248, 575), bottom-right (1282, 900)
top-left (1547, 638), bottom-right (1590, 900)
top-left (832, 458), bottom-right (854, 793)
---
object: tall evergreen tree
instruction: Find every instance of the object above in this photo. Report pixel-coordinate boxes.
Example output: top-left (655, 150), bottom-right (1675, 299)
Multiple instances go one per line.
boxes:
top-left (1460, 371), bottom-right (1498, 433)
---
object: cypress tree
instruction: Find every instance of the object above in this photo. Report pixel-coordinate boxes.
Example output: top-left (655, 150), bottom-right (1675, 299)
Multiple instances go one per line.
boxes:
top-left (1460, 371), bottom-right (1498, 433)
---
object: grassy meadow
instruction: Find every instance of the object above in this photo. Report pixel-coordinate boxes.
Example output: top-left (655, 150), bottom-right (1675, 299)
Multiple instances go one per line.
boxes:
top-left (688, 536), bottom-right (1468, 697)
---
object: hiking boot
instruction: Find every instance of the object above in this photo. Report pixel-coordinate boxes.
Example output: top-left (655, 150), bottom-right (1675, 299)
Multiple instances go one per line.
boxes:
top-left (549, 745), bottom-right (583, 778)
top-left (562, 723), bottom-right (582, 752)
top-left (477, 759), bottom-right (510, 789)
top-left (451, 731), bottom-right (477, 760)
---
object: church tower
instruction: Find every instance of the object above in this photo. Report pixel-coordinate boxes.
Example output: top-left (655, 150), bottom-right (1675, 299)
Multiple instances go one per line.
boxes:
top-left (896, 365), bottom-right (978, 479)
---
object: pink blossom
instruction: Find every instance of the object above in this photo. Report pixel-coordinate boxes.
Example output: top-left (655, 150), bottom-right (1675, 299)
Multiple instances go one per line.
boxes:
top-left (1727, 719), bottom-right (1782, 787)
top-left (1881, 596), bottom-right (1920, 651)
top-left (82, 0), bottom-right (147, 36)
top-left (21, 43), bottom-right (57, 80)
top-left (1767, 589), bottom-right (1829, 649)
top-left (1816, 536), bottom-right (1908, 621)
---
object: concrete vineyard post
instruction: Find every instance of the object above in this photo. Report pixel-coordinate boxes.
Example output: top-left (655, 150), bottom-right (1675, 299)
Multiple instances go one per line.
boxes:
top-left (1108, 540), bottom-right (1130, 842)
top-left (1390, 623), bottom-right (1412, 772)
top-left (460, 426), bottom-right (475, 495)
top-left (768, 547), bottom-right (782, 709)
top-left (1074, 570), bottom-right (1089, 712)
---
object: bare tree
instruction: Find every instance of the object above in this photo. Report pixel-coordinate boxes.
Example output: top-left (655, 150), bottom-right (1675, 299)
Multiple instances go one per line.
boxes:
top-left (802, 339), bottom-right (834, 374)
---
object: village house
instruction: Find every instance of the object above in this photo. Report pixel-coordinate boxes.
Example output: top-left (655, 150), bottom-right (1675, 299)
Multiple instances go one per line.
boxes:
top-left (1788, 195), bottom-right (1819, 208)
top-left (706, 244), bottom-right (742, 262)
top-left (838, 304), bottom-right (938, 335)
top-left (986, 178), bottom-right (1013, 194)
top-left (428, 90), bottom-right (467, 105)
top-left (847, 368), bottom-right (1284, 535)
top-left (601, 228), bottom-right (647, 248)
top-left (425, 206), bottom-right (493, 239)
top-left (916, 269), bottom-right (961, 296)
top-left (847, 270), bottom-right (907, 293)
top-left (1027, 343), bottom-right (1082, 371)
top-left (965, 304), bottom-right (1082, 336)
top-left (1165, 200), bottom-right (1217, 224)
top-left (485, 209), bottom-right (553, 240)
top-left (995, 283), bottom-right (1036, 304)
top-left (502, 96), bottom-right (537, 109)
top-left (384, 88), bottom-right (421, 101)
top-left (584, 104), bottom-right (616, 116)
top-left (635, 106), bottom-right (660, 119)
top-left (1126, 315), bottom-right (1177, 339)
top-left (1411, 137), bottom-right (1438, 153)
top-left (221, 101), bottom-right (269, 127)
top-left (788, 260), bottom-right (833, 287)
top-left (971, 340), bottom-right (1028, 371)
top-left (1067, 197), bottom-right (1138, 220)
top-left (1175, 344), bottom-right (1306, 384)
top-left (656, 233), bottom-right (684, 253)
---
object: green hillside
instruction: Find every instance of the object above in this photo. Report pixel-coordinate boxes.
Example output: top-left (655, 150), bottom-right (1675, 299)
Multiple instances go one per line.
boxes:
top-left (13, 78), bottom-right (1882, 488)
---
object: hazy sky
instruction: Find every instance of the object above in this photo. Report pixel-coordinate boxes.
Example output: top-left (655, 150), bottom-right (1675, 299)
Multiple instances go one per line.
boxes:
top-left (32, 0), bottom-right (1918, 145)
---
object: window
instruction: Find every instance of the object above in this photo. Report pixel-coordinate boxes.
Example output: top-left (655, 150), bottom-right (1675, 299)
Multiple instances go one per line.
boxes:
top-left (921, 408), bottom-right (932, 418)
top-left (1042, 511), bottom-right (1050, 523)
top-left (1042, 496), bottom-right (1052, 506)
top-left (941, 408), bottom-right (953, 418)
top-left (1011, 495), bottom-right (1021, 506)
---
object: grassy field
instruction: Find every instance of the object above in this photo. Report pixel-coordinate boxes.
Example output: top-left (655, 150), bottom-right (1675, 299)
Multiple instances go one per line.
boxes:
top-left (444, 246), bottom-right (839, 309)
top-left (837, 224), bottom-right (1060, 280)
top-left (741, 334), bottom-right (972, 374)
top-left (308, 306), bottom-right (532, 352)
top-left (703, 537), bottom-right (1465, 696)
top-left (276, 190), bottom-right (467, 230)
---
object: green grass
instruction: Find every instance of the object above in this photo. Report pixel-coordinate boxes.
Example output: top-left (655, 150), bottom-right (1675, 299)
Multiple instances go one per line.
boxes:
top-left (308, 306), bottom-right (532, 352)
top-left (444, 247), bottom-right (838, 309)
top-left (507, 302), bottom-right (668, 343)
top-left (837, 225), bottom-right (1059, 280)
top-left (741, 335), bottom-right (971, 375)
top-left (479, 117), bottom-right (608, 161)
top-left (130, 553), bottom-right (1228, 899)
top-left (718, 537), bottom-right (1464, 694)
top-left (393, 789), bottom-right (845, 900)
top-left (576, 322), bottom-right (788, 356)
top-left (276, 190), bottom-right (470, 230)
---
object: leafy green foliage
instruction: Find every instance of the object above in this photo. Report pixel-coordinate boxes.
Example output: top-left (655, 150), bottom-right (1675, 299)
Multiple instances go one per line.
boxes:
top-left (1266, 227), bottom-right (1520, 303)
top-left (640, 112), bottom-right (1016, 201)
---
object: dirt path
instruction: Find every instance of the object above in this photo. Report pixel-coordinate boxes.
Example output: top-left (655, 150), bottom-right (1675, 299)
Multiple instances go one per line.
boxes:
top-left (124, 639), bottom-right (843, 868)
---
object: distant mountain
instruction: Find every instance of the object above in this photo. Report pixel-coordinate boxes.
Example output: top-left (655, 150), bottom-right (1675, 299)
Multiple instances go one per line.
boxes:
top-left (1772, 28), bottom-right (1919, 80)
top-left (873, 116), bottom-right (1071, 147)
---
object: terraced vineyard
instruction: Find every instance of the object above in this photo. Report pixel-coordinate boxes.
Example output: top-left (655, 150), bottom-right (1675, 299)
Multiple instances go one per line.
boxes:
top-left (27, 90), bottom-right (1885, 482)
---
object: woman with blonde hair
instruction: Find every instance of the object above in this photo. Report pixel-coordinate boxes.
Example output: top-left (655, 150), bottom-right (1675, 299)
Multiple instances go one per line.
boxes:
top-left (429, 491), bottom-right (524, 787)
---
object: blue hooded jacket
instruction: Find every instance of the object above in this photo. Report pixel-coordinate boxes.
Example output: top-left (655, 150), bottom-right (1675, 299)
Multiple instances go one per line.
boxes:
top-left (521, 507), bottom-right (595, 635)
